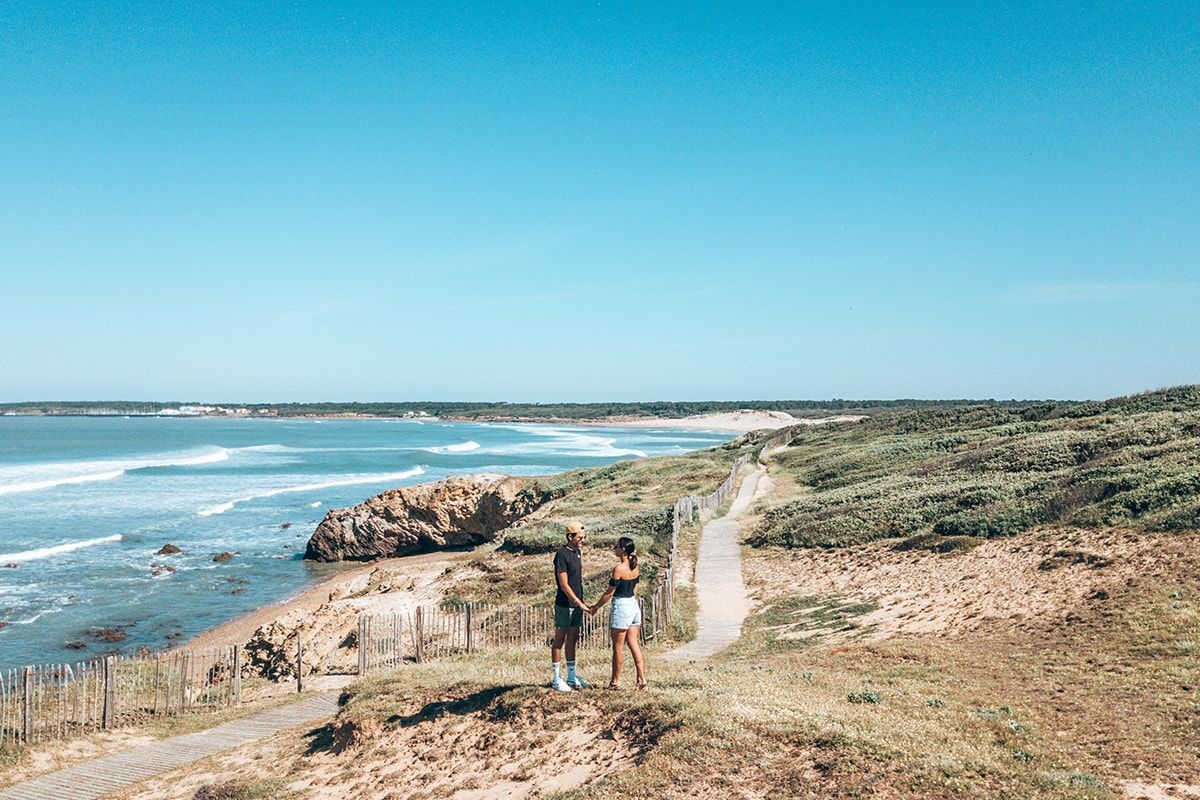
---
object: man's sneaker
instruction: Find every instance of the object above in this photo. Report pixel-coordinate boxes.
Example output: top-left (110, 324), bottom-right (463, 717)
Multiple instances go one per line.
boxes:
top-left (551, 677), bottom-right (573, 692)
top-left (568, 675), bottom-right (592, 689)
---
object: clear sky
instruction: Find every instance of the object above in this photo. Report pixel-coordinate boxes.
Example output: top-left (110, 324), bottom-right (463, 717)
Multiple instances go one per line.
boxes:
top-left (1, 2), bottom-right (1196, 402)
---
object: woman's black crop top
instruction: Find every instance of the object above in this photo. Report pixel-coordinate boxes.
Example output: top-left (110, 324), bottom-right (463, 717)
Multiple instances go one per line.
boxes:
top-left (609, 575), bottom-right (639, 598)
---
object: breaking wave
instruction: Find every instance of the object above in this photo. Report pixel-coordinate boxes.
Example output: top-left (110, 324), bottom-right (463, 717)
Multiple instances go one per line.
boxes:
top-left (421, 440), bottom-right (481, 454)
top-left (484, 427), bottom-right (648, 458)
top-left (0, 448), bottom-right (229, 496)
top-left (197, 467), bottom-right (426, 516)
top-left (0, 534), bottom-right (123, 563)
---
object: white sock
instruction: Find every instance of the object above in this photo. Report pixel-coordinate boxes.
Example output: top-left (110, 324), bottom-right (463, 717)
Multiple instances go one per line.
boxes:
top-left (566, 661), bottom-right (577, 680)
top-left (552, 662), bottom-right (562, 682)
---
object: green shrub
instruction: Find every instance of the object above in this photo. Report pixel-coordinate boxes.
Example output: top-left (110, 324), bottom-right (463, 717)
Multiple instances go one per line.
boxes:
top-left (932, 505), bottom-right (1043, 539)
top-left (499, 521), bottom-right (569, 555)
top-left (894, 533), bottom-right (985, 553)
top-left (194, 781), bottom-right (292, 800)
top-left (847, 689), bottom-right (884, 704)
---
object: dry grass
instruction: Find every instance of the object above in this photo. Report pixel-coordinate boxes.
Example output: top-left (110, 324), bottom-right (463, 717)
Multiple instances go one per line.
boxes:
top-left (110, 560), bottom-right (1198, 799)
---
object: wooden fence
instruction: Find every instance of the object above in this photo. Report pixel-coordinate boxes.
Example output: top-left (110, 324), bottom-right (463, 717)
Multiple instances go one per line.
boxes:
top-left (757, 427), bottom-right (797, 454)
top-left (0, 647), bottom-right (242, 746)
top-left (358, 591), bottom-right (672, 673)
top-left (359, 448), bottom-right (757, 675)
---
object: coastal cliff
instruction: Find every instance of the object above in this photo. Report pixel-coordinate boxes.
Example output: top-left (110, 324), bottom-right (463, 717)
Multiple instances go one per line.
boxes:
top-left (304, 474), bottom-right (549, 561)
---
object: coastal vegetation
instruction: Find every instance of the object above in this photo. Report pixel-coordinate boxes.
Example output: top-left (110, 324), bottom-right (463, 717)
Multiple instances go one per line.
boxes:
top-left (751, 385), bottom-right (1200, 549)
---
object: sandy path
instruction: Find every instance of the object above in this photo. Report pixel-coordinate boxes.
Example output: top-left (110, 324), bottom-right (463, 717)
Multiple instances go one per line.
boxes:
top-left (664, 466), bottom-right (764, 661)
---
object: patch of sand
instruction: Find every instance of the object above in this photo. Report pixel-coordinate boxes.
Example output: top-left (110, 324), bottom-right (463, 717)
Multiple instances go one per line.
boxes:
top-left (743, 527), bottom-right (1188, 642)
top-left (1124, 781), bottom-right (1200, 799)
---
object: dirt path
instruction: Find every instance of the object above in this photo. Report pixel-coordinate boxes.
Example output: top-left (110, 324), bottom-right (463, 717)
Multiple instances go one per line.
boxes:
top-left (664, 466), bottom-right (764, 661)
top-left (0, 692), bottom-right (342, 800)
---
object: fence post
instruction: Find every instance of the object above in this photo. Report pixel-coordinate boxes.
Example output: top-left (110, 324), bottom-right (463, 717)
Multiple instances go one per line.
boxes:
top-left (179, 653), bottom-right (189, 712)
top-left (357, 616), bottom-right (368, 675)
top-left (22, 666), bottom-right (34, 742)
top-left (296, 631), bottom-right (303, 693)
top-left (102, 656), bottom-right (115, 729)
top-left (414, 607), bottom-right (425, 662)
top-left (465, 604), bottom-right (474, 653)
top-left (232, 645), bottom-right (242, 705)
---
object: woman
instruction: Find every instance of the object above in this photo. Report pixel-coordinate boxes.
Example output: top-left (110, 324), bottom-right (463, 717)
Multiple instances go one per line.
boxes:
top-left (589, 536), bottom-right (646, 690)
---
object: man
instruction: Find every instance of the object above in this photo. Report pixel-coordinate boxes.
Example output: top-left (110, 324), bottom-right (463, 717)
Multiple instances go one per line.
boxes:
top-left (550, 520), bottom-right (593, 691)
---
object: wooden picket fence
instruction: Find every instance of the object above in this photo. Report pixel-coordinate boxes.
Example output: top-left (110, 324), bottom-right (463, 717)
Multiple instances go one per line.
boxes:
top-left (358, 589), bottom-right (673, 674)
top-left (359, 446), bottom-right (760, 675)
top-left (0, 646), bottom-right (243, 746)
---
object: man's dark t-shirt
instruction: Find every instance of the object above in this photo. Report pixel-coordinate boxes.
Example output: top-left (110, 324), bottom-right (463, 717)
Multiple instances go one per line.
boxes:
top-left (553, 545), bottom-right (583, 608)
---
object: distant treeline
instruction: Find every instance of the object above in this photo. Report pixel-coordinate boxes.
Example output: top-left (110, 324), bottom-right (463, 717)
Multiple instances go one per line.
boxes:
top-left (0, 399), bottom-right (1076, 419)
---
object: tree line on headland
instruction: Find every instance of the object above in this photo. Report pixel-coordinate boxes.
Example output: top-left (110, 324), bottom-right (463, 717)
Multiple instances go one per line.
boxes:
top-left (0, 398), bottom-right (1077, 420)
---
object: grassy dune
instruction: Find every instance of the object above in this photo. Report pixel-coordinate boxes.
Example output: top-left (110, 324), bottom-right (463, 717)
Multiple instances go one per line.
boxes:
top-left (751, 386), bottom-right (1200, 549)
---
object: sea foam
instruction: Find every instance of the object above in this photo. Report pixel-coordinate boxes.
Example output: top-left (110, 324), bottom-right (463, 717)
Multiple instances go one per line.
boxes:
top-left (421, 440), bottom-right (481, 454)
top-left (486, 426), bottom-right (648, 458)
top-left (0, 448), bottom-right (230, 496)
top-left (197, 467), bottom-right (426, 516)
top-left (0, 534), bottom-right (123, 563)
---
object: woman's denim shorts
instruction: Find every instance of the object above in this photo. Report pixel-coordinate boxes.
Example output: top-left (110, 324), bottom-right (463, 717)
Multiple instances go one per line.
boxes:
top-left (610, 596), bottom-right (642, 630)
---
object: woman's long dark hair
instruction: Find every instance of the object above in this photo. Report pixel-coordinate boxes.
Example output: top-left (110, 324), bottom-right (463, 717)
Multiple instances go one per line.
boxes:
top-left (618, 536), bottom-right (638, 570)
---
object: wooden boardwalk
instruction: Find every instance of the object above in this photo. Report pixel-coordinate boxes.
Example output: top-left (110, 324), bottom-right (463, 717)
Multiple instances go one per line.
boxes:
top-left (664, 466), bottom-right (764, 662)
top-left (0, 692), bottom-right (340, 800)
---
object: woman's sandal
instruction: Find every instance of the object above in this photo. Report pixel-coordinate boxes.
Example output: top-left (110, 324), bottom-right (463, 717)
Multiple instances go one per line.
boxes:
top-left (606, 682), bottom-right (620, 690)
top-left (636, 681), bottom-right (647, 691)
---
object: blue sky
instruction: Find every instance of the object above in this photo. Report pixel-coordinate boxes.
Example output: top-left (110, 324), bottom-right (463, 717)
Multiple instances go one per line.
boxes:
top-left (1, 2), bottom-right (1196, 402)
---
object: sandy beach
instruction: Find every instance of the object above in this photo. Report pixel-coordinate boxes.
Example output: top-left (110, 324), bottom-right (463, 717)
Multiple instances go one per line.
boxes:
top-left (580, 410), bottom-right (863, 432)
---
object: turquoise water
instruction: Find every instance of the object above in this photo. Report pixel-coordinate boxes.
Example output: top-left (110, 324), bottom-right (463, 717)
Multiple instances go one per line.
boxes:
top-left (0, 417), bottom-right (730, 666)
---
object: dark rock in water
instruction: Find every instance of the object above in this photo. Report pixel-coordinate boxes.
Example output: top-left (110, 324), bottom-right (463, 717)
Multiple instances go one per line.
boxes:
top-left (166, 630), bottom-right (183, 641)
top-left (3, 563), bottom-right (18, 569)
top-left (150, 563), bottom-right (177, 577)
top-left (213, 552), bottom-right (234, 563)
top-left (0, 621), bottom-right (8, 629)
top-left (281, 522), bottom-right (292, 529)
top-left (232, 588), bottom-right (247, 595)
top-left (156, 543), bottom-right (182, 555)
top-left (305, 474), bottom-right (554, 562)
top-left (64, 640), bottom-right (86, 649)
top-left (87, 627), bottom-right (128, 643)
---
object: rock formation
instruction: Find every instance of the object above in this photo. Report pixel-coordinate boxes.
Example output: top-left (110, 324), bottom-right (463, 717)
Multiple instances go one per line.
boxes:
top-left (304, 474), bottom-right (550, 562)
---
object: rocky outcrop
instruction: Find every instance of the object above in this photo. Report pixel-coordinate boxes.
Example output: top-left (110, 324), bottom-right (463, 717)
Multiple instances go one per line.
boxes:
top-left (242, 603), bottom-right (359, 679)
top-left (304, 474), bottom-right (550, 562)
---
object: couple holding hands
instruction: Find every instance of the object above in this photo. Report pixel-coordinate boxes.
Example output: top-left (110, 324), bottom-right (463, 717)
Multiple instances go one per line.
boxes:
top-left (550, 521), bottom-right (646, 692)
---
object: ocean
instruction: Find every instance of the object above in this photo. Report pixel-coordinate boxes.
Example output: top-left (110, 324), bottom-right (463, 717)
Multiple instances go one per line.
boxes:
top-left (0, 416), bottom-right (731, 666)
